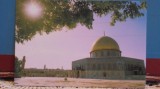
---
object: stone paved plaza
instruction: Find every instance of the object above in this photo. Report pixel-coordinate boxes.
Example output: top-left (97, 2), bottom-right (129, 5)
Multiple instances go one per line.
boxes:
top-left (1, 79), bottom-right (107, 89)
top-left (0, 77), bottom-right (146, 89)
top-left (2, 80), bottom-right (160, 89)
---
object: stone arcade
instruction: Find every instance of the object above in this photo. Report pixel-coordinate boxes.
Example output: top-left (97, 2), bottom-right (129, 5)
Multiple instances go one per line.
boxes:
top-left (72, 36), bottom-right (145, 80)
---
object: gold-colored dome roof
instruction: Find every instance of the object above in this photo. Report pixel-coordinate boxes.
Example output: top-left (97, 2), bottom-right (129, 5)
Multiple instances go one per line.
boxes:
top-left (91, 36), bottom-right (120, 52)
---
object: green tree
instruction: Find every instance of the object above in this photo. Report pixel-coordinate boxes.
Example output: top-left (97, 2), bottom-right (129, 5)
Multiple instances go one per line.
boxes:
top-left (15, 57), bottom-right (24, 77)
top-left (16, 0), bottom-right (146, 43)
top-left (15, 57), bottom-right (20, 77)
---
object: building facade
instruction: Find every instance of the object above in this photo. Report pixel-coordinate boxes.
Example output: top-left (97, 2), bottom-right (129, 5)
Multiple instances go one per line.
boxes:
top-left (72, 36), bottom-right (145, 80)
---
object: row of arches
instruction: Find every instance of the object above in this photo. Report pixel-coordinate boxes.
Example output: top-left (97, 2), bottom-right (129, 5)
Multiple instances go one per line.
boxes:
top-left (73, 63), bottom-right (145, 75)
top-left (90, 50), bottom-right (121, 58)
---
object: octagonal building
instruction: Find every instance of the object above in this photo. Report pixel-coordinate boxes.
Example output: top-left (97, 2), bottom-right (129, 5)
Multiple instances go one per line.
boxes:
top-left (72, 36), bottom-right (145, 80)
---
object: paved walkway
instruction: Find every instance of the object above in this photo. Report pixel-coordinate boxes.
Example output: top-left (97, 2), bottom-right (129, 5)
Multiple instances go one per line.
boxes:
top-left (0, 80), bottom-right (107, 89)
top-left (1, 80), bottom-right (160, 89)
top-left (0, 77), bottom-right (147, 89)
top-left (14, 77), bottom-right (145, 88)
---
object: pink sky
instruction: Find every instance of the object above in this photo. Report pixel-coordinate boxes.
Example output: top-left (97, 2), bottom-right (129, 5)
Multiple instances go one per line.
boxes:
top-left (16, 14), bottom-right (146, 69)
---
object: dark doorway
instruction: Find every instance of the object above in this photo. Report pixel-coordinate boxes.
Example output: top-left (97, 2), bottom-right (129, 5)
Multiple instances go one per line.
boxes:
top-left (103, 72), bottom-right (106, 77)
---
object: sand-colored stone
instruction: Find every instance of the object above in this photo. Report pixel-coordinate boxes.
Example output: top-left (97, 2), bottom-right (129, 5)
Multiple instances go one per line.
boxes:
top-left (14, 77), bottom-right (145, 88)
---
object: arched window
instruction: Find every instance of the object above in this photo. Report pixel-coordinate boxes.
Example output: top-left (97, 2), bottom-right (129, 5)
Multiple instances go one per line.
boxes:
top-left (127, 64), bottom-right (130, 71)
top-left (93, 64), bottom-right (96, 70)
top-left (97, 64), bottom-right (101, 70)
top-left (95, 52), bottom-right (97, 57)
top-left (108, 52), bottom-right (110, 56)
top-left (102, 64), bottom-right (106, 70)
top-left (101, 51), bottom-right (104, 57)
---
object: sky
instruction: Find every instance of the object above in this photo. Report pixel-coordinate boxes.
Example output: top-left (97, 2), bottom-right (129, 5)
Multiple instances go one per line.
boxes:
top-left (16, 9), bottom-right (147, 70)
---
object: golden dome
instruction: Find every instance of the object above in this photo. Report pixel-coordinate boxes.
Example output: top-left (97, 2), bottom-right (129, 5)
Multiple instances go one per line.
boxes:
top-left (91, 36), bottom-right (120, 52)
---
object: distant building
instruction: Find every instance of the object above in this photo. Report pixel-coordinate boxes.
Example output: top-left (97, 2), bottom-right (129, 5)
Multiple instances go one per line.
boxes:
top-left (72, 36), bottom-right (145, 80)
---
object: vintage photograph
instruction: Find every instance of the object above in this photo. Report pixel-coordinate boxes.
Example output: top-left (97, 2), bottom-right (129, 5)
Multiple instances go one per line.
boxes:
top-left (15, 0), bottom-right (147, 88)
